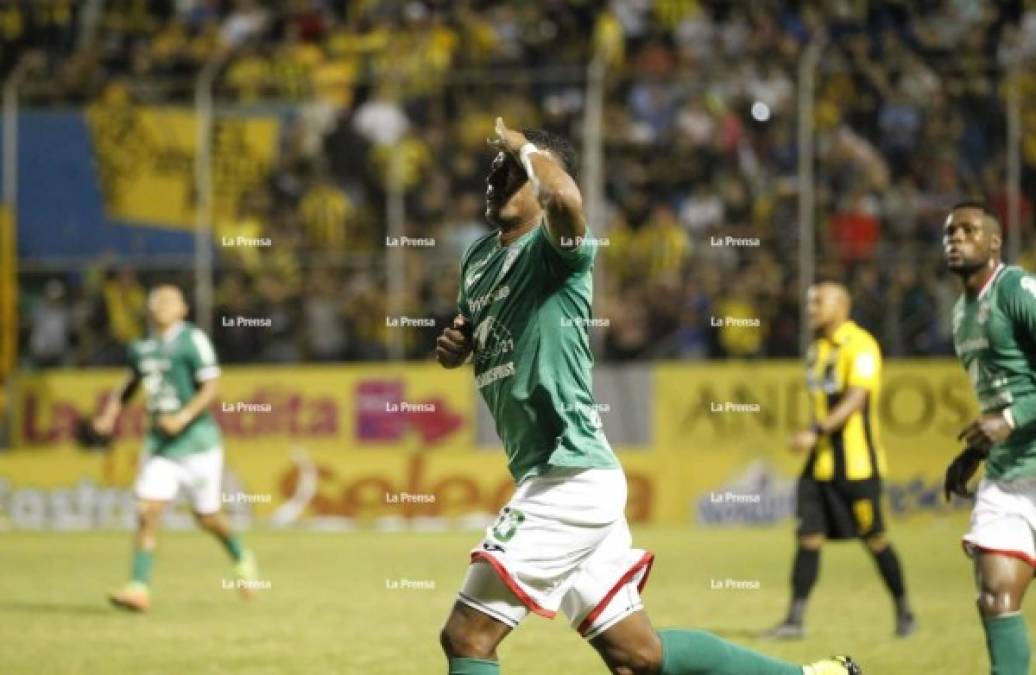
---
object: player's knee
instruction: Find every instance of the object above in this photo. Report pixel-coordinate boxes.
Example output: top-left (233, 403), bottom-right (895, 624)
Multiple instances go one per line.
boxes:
top-left (597, 633), bottom-right (663, 675)
top-left (976, 582), bottom-right (1022, 616)
top-left (798, 533), bottom-right (825, 550)
top-left (136, 502), bottom-right (163, 529)
top-left (193, 511), bottom-right (219, 531)
top-left (439, 621), bottom-right (496, 660)
top-left (864, 535), bottom-right (888, 553)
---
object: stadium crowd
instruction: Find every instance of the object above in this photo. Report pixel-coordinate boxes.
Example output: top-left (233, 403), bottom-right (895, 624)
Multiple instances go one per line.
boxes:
top-left (13, 0), bottom-right (1036, 366)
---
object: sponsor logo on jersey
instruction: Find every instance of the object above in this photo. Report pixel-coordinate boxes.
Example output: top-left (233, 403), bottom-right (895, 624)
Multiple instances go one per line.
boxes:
top-left (469, 285), bottom-right (510, 313)
top-left (464, 253), bottom-right (493, 290)
top-left (1022, 276), bottom-right (1036, 299)
top-left (475, 362), bottom-right (515, 389)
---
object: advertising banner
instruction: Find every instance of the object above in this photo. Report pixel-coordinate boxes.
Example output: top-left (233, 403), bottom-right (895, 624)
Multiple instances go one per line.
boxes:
top-left (0, 361), bottom-right (977, 529)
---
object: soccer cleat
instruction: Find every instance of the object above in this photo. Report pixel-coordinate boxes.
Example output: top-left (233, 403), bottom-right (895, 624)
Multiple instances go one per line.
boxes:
top-left (234, 549), bottom-right (259, 600)
top-left (762, 621), bottom-right (805, 640)
top-left (895, 610), bottom-right (917, 637)
top-left (108, 581), bottom-right (150, 612)
top-left (803, 655), bottom-right (862, 675)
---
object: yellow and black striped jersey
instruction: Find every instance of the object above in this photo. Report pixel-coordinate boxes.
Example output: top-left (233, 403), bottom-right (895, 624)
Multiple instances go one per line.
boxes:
top-left (806, 320), bottom-right (888, 481)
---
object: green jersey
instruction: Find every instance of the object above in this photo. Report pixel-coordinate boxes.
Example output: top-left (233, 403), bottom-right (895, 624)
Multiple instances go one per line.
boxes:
top-left (128, 321), bottom-right (222, 457)
top-left (458, 222), bottom-right (618, 483)
top-left (953, 264), bottom-right (1036, 479)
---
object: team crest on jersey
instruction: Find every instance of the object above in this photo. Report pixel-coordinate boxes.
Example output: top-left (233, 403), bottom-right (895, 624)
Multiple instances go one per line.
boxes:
top-left (1022, 276), bottom-right (1036, 299)
top-left (472, 316), bottom-right (515, 367)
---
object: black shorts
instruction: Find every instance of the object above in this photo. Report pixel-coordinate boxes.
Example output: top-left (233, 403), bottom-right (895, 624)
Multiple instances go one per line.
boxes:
top-left (796, 471), bottom-right (885, 540)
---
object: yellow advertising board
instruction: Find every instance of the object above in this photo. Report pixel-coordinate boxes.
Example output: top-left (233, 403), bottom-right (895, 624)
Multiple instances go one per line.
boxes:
top-left (651, 360), bottom-right (979, 525)
top-left (0, 361), bottom-right (978, 529)
top-left (84, 104), bottom-right (279, 230)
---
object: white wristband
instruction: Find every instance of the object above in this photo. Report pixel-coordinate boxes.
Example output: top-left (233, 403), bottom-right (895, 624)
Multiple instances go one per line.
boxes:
top-left (518, 142), bottom-right (540, 164)
top-left (1003, 408), bottom-right (1016, 430)
top-left (518, 142), bottom-right (542, 192)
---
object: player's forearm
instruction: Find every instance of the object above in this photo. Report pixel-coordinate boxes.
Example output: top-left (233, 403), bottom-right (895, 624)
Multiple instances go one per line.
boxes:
top-left (100, 374), bottom-right (140, 420)
top-left (815, 387), bottom-right (868, 434)
top-left (178, 379), bottom-right (219, 423)
top-left (524, 150), bottom-right (586, 244)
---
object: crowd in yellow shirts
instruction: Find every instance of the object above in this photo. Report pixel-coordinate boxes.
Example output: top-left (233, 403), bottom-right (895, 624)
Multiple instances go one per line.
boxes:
top-left (12, 1), bottom-right (1036, 365)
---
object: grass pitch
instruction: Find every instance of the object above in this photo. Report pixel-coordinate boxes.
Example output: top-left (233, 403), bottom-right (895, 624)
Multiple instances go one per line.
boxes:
top-left (0, 514), bottom-right (1028, 674)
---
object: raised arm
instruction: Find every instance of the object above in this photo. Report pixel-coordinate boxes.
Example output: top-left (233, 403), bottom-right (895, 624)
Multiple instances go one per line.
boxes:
top-left (491, 117), bottom-right (586, 250)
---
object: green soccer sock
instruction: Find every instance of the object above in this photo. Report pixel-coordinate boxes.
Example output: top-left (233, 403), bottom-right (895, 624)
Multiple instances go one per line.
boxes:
top-left (222, 534), bottom-right (245, 562)
top-left (131, 549), bottom-right (153, 585)
top-left (660, 629), bottom-right (802, 675)
top-left (983, 613), bottom-right (1030, 675)
top-left (448, 657), bottom-right (499, 674)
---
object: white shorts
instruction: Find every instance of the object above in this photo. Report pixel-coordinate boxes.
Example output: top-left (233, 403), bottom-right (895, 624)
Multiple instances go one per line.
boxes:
top-left (134, 447), bottom-right (224, 515)
top-left (962, 477), bottom-right (1036, 567)
top-left (458, 467), bottom-right (653, 640)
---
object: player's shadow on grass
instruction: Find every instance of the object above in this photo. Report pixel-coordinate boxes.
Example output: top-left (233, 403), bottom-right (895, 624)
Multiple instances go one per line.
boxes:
top-left (0, 601), bottom-right (113, 615)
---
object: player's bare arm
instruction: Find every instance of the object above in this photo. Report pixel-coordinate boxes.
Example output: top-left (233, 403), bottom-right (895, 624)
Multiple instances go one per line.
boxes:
top-left (490, 117), bottom-right (585, 249)
top-left (958, 413), bottom-right (1014, 453)
top-left (157, 377), bottom-right (219, 436)
top-left (93, 370), bottom-right (141, 435)
top-left (789, 387), bottom-right (868, 453)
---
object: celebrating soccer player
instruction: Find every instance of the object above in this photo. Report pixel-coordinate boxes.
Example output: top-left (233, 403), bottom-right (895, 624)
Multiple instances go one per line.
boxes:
top-left (766, 283), bottom-right (915, 640)
top-left (434, 117), bottom-right (861, 675)
top-left (92, 284), bottom-right (257, 611)
top-left (943, 201), bottom-right (1036, 675)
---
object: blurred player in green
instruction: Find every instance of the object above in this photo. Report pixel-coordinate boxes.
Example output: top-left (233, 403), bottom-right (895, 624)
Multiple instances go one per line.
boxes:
top-left (433, 118), bottom-right (861, 675)
top-left (92, 284), bottom-right (257, 611)
top-left (943, 201), bottom-right (1036, 675)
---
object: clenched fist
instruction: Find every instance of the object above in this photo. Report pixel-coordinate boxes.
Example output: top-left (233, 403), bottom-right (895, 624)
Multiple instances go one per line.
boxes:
top-left (436, 315), bottom-right (473, 368)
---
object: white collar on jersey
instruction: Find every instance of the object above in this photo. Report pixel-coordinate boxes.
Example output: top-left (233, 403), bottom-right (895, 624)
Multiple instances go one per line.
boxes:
top-left (158, 321), bottom-right (186, 343)
top-left (977, 263), bottom-right (1005, 300)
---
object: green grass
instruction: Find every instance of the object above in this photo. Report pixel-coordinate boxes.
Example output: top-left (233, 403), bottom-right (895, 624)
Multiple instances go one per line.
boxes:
top-left (0, 515), bottom-right (1030, 674)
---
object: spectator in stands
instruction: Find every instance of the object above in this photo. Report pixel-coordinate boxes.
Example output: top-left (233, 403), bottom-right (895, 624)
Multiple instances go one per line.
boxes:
top-left (28, 279), bottom-right (71, 367)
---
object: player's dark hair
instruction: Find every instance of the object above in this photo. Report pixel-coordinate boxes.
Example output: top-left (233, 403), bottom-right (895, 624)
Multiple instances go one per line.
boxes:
top-left (951, 199), bottom-right (1001, 230)
top-left (521, 128), bottom-right (577, 177)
